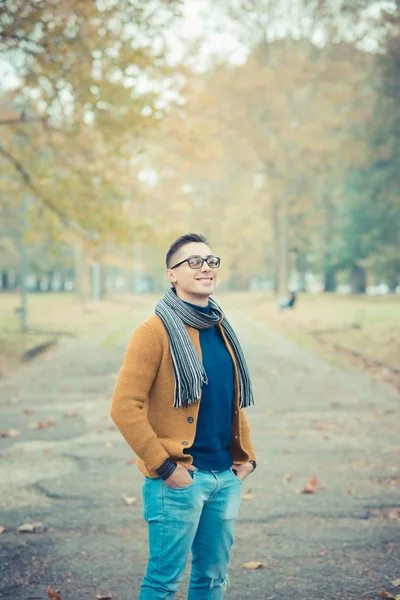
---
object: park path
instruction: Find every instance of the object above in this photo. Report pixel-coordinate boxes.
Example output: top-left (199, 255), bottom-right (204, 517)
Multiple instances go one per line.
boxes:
top-left (0, 295), bottom-right (399, 600)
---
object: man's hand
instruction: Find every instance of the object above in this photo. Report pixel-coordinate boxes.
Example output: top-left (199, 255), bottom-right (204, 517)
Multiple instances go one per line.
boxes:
top-left (232, 462), bottom-right (254, 481)
top-left (164, 463), bottom-right (195, 489)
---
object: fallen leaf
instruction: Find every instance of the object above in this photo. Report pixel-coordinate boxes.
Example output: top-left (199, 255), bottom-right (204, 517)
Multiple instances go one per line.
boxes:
top-left (301, 476), bottom-right (318, 494)
top-left (28, 419), bottom-right (56, 430)
top-left (379, 591), bottom-right (395, 599)
top-left (122, 495), bottom-right (137, 506)
top-left (347, 488), bottom-right (356, 495)
top-left (392, 580), bottom-right (400, 587)
top-left (317, 550), bottom-right (326, 556)
top-left (23, 408), bottom-right (34, 415)
top-left (96, 594), bottom-right (113, 599)
top-left (388, 509), bottom-right (400, 520)
top-left (8, 429), bottom-right (21, 437)
top-left (242, 491), bottom-right (257, 501)
top-left (282, 473), bottom-right (292, 483)
top-left (0, 526), bottom-right (5, 534)
top-left (17, 521), bottom-right (47, 533)
top-left (241, 561), bottom-right (264, 570)
top-left (314, 422), bottom-right (327, 430)
top-left (47, 585), bottom-right (61, 600)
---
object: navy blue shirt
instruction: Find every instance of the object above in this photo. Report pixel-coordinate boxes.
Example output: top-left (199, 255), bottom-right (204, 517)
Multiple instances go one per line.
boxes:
top-left (183, 300), bottom-right (235, 471)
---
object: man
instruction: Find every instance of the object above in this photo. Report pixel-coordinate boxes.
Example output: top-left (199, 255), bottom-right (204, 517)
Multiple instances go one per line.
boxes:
top-left (110, 233), bottom-right (257, 599)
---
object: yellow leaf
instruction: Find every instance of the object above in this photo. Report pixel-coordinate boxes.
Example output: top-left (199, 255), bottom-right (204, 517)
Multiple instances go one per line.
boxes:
top-left (122, 495), bottom-right (137, 506)
top-left (241, 561), bottom-right (264, 570)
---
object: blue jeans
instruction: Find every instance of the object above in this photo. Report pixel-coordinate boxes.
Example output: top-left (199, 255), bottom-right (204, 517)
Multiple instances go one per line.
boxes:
top-left (138, 467), bottom-right (243, 600)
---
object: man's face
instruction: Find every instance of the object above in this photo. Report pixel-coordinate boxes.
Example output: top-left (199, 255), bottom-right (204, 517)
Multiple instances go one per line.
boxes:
top-left (166, 242), bottom-right (218, 302)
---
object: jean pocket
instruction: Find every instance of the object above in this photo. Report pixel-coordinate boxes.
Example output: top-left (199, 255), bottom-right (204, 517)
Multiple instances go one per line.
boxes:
top-left (163, 470), bottom-right (195, 491)
top-left (142, 478), bottom-right (151, 521)
top-left (230, 468), bottom-right (243, 484)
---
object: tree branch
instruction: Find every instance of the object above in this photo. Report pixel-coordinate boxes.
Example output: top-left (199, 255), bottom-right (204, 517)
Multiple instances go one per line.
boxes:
top-left (0, 143), bottom-right (88, 238)
top-left (0, 117), bottom-right (44, 126)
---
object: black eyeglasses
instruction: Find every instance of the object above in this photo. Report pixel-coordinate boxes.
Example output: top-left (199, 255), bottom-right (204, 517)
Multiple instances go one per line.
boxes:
top-left (170, 255), bottom-right (221, 270)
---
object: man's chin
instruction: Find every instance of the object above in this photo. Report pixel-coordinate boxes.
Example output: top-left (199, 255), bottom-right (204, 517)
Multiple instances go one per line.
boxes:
top-left (192, 287), bottom-right (215, 299)
top-left (196, 284), bottom-right (215, 296)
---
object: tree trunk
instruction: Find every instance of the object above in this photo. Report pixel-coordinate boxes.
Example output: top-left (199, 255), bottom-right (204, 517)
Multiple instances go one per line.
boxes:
top-left (1, 272), bottom-right (9, 290)
top-left (272, 201), bottom-right (279, 294)
top-left (100, 262), bottom-right (107, 298)
top-left (324, 269), bottom-right (336, 292)
top-left (276, 199), bottom-right (289, 297)
top-left (74, 237), bottom-right (91, 305)
top-left (388, 277), bottom-right (398, 293)
top-left (323, 195), bottom-right (336, 292)
top-left (351, 264), bottom-right (366, 294)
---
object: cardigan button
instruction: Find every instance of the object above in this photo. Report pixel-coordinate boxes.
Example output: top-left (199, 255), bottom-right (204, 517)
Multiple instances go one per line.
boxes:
top-left (181, 441), bottom-right (188, 446)
top-left (187, 417), bottom-right (194, 424)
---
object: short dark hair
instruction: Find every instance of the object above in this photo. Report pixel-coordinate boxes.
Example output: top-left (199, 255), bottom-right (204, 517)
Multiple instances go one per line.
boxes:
top-left (166, 233), bottom-right (209, 268)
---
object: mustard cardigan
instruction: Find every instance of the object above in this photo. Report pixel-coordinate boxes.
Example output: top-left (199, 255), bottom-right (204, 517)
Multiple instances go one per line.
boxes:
top-left (110, 315), bottom-right (256, 478)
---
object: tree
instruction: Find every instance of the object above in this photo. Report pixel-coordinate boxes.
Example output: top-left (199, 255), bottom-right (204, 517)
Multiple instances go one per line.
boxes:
top-left (0, 0), bottom-right (182, 231)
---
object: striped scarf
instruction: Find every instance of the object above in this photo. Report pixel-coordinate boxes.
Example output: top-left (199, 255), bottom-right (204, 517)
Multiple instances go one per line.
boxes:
top-left (155, 288), bottom-right (254, 409)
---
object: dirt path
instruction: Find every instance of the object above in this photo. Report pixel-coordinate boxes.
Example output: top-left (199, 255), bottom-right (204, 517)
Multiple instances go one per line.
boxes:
top-left (0, 296), bottom-right (399, 600)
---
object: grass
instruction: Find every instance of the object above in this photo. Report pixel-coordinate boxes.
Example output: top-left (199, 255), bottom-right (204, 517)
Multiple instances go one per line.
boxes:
top-left (1, 290), bottom-right (399, 383)
top-left (0, 292), bottom-right (148, 377)
top-left (218, 291), bottom-right (400, 373)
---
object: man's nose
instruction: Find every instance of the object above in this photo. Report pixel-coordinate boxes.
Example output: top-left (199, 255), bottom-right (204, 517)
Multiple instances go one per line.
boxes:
top-left (200, 260), bottom-right (211, 272)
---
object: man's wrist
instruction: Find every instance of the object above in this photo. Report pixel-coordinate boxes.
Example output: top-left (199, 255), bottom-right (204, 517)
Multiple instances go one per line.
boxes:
top-left (155, 458), bottom-right (177, 480)
top-left (249, 460), bottom-right (257, 472)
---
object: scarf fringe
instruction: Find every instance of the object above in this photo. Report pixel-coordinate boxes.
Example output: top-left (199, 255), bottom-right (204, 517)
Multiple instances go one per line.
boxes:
top-left (155, 289), bottom-right (254, 409)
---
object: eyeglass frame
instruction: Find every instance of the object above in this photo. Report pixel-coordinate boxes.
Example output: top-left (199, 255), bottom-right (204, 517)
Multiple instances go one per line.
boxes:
top-left (169, 255), bottom-right (221, 270)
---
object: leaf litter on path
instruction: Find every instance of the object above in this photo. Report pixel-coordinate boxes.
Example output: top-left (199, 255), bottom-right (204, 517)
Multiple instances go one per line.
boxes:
top-left (17, 522), bottom-right (47, 533)
top-left (379, 590), bottom-right (400, 600)
top-left (28, 418), bottom-right (57, 430)
top-left (122, 494), bottom-right (137, 505)
top-left (242, 491), bottom-right (257, 500)
top-left (299, 476), bottom-right (319, 494)
top-left (241, 561), bottom-right (264, 569)
top-left (0, 429), bottom-right (21, 438)
top-left (47, 586), bottom-right (61, 600)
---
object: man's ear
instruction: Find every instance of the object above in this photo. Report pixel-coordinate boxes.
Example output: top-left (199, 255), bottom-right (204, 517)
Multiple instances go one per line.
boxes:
top-left (166, 269), bottom-right (177, 284)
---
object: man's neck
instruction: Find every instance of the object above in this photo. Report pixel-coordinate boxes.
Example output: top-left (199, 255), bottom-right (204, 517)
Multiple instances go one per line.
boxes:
top-left (175, 290), bottom-right (209, 308)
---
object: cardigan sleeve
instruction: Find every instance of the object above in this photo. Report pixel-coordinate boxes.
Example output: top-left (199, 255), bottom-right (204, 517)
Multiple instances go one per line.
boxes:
top-left (234, 408), bottom-right (257, 464)
top-left (110, 322), bottom-right (170, 471)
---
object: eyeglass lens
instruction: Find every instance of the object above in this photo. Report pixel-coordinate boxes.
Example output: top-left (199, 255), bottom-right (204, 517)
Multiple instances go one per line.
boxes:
top-left (188, 256), bottom-right (220, 269)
